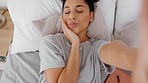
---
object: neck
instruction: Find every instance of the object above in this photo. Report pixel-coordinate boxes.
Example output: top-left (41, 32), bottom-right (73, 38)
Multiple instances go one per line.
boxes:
top-left (77, 31), bottom-right (89, 43)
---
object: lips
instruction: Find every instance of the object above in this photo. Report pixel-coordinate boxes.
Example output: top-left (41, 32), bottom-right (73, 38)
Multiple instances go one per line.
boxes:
top-left (68, 23), bottom-right (78, 29)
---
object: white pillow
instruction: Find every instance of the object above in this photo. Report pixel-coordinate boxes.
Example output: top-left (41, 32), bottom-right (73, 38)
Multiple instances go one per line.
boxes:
top-left (8, 0), bottom-right (116, 54)
top-left (99, 0), bottom-right (116, 34)
top-left (32, 14), bottom-right (63, 37)
top-left (112, 19), bottom-right (140, 47)
top-left (115, 0), bottom-right (141, 32)
top-left (33, 5), bottom-right (111, 41)
top-left (8, 0), bottom-right (62, 54)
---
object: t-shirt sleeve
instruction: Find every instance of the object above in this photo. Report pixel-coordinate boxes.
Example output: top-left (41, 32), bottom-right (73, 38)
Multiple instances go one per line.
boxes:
top-left (39, 36), bottom-right (65, 74)
top-left (96, 40), bottom-right (116, 74)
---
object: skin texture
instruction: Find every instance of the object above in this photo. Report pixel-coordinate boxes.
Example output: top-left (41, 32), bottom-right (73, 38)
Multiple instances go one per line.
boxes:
top-left (133, 0), bottom-right (148, 83)
top-left (62, 0), bottom-right (94, 43)
top-left (43, 0), bottom-right (137, 83)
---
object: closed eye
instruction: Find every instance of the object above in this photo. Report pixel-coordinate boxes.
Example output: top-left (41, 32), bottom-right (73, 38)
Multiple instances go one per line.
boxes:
top-left (64, 11), bottom-right (70, 14)
top-left (77, 10), bottom-right (83, 13)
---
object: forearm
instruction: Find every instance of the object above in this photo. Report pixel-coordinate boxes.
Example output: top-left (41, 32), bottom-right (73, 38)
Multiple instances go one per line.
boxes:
top-left (116, 48), bottom-right (137, 71)
top-left (100, 40), bottom-right (137, 72)
top-left (58, 43), bottom-right (80, 83)
top-left (109, 48), bottom-right (137, 71)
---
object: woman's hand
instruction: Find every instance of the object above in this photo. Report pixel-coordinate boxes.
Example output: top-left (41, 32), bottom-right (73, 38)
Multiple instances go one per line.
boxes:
top-left (60, 16), bottom-right (80, 44)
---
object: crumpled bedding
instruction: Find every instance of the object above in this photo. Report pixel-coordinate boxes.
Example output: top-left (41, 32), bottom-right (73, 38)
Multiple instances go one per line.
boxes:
top-left (0, 51), bottom-right (40, 83)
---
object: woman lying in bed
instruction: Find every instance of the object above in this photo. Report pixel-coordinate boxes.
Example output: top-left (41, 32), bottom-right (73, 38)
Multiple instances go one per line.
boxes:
top-left (39, 0), bottom-right (137, 83)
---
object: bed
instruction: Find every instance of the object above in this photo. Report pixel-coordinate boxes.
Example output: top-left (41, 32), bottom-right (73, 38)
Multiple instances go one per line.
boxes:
top-left (0, 51), bottom-right (40, 83)
top-left (0, 0), bottom-right (141, 82)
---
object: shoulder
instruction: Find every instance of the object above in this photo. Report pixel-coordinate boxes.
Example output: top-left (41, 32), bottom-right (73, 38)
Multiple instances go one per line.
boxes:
top-left (90, 39), bottom-right (110, 55)
top-left (92, 38), bottom-right (109, 47)
top-left (41, 33), bottom-right (65, 45)
top-left (40, 33), bottom-right (64, 46)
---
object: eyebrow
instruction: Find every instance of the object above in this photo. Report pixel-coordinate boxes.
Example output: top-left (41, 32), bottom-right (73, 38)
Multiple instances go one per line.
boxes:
top-left (64, 5), bottom-right (85, 9)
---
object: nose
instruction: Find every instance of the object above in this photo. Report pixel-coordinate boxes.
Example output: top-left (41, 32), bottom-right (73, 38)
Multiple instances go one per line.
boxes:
top-left (69, 11), bottom-right (76, 20)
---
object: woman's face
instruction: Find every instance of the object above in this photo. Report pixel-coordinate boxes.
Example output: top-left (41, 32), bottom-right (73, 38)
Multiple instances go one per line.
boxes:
top-left (63, 0), bottom-right (94, 35)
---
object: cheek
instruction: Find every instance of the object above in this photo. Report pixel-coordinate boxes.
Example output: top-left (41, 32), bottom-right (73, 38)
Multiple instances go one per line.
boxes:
top-left (80, 16), bottom-right (91, 26)
top-left (63, 15), bottom-right (69, 24)
top-left (79, 13), bottom-right (91, 22)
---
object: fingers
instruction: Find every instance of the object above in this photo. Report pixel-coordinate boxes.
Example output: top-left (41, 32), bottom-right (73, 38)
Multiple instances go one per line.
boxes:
top-left (60, 16), bottom-right (65, 31)
top-left (60, 16), bottom-right (69, 35)
top-left (60, 16), bottom-right (68, 31)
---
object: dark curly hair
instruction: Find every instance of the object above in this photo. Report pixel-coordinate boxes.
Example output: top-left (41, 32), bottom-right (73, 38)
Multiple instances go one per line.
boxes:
top-left (61, 0), bottom-right (99, 12)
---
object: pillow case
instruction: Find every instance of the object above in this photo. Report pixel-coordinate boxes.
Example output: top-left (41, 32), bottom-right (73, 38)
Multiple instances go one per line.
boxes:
top-left (113, 0), bottom-right (141, 47)
top-left (112, 19), bottom-right (140, 47)
top-left (8, 0), bottom-right (116, 54)
top-left (98, 0), bottom-right (116, 34)
top-left (33, 6), bottom-right (111, 41)
top-left (33, 14), bottom-right (63, 37)
top-left (115, 0), bottom-right (141, 32)
top-left (7, 0), bottom-right (62, 54)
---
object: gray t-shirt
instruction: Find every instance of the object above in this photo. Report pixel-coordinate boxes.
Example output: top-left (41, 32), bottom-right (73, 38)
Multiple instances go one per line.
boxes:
top-left (39, 33), bottom-right (115, 83)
